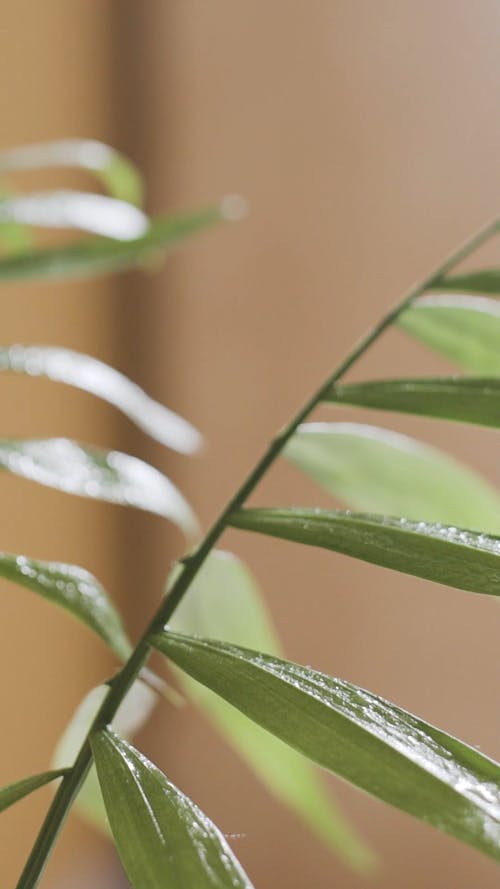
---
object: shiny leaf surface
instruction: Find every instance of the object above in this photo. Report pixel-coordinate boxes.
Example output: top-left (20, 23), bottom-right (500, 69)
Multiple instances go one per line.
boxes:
top-left (399, 295), bottom-right (500, 374)
top-left (0, 770), bottom-right (68, 813)
top-left (170, 551), bottom-right (373, 871)
top-left (0, 437), bottom-right (198, 537)
top-left (326, 377), bottom-right (500, 428)
top-left (285, 422), bottom-right (500, 532)
top-left (0, 138), bottom-right (144, 205)
top-left (0, 345), bottom-right (202, 453)
top-left (0, 552), bottom-right (131, 658)
top-left (0, 206), bottom-right (222, 282)
top-left (154, 631), bottom-right (500, 862)
top-left (91, 729), bottom-right (254, 888)
top-left (0, 191), bottom-right (148, 240)
top-left (431, 269), bottom-right (500, 294)
top-left (229, 508), bottom-right (500, 597)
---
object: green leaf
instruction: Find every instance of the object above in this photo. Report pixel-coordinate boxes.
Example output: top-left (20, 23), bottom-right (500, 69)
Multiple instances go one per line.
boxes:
top-left (0, 552), bottom-right (131, 658)
top-left (431, 270), bottom-right (500, 294)
top-left (399, 295), bottom-right (500, 374)
top-left (154, 631), bottom-right (500, 862)
top-left (0, 437), bottom-right (198, 537)
top-left (169, 551), bottom-right (373, 871)
top-left (0, 191), bottom-right (149, 240)
top-left (0, 345), bottom-right (202, 454)
top-left (52, 680), bottom-right (157, 833)
top-left (91, 729), bottom-right (255, 889)
top-left (284, 422), bottom-right (500, 532)
top-left (326, 376), bottom-right (500, 429)
top-left (0, 139), bottom-right (144, 205)
top-left (0, 769), bottom-right (68, 813)
top-left (229, 508), bottom-right (500, 597)
top-left (0, 206), bottom-right (223, 283)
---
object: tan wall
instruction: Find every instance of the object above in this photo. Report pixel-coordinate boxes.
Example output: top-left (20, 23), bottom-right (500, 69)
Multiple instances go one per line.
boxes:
top-left (1, 3), bottom-right (499, 888)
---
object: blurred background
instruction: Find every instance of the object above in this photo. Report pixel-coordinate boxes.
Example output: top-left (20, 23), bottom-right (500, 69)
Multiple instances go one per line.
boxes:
top-left (1, 2), bottom-right (499, 886)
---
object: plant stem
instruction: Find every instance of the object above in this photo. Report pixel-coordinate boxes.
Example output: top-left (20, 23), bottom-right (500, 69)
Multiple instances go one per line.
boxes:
top-left (17, 217), bottom-right (499, 888)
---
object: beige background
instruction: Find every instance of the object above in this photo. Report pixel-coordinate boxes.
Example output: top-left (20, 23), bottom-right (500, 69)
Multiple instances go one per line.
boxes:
top-left (1, 3), bottom-right (499, 887)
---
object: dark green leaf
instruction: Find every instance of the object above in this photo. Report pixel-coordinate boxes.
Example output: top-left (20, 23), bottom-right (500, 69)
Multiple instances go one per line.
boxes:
top-left (399, 295), bottom-right (500, 374)
top-left (0, 206), bottom-right (222, 283)
top-left (326, 377), bottom-right (500, 428)
top-left (154, 631), bottom-right (500, 862)
top-left (170, 550), bottom-right (373, 871)
top-left (431, 270), bottom-right (500, 294)
top-left (0, 770), bottom-right (68, 813)
top-left (0, 345), bottom-right (202, 454)
top-left (229, 508), bottom-right (500, 597)
top-left (285, 422), bottom-right (500, 532)
top-left (0, 139), bottom-right (144, 205)
top-left (0, 191), bottom-right (148, 240)
top-left (0, 437), bottom-right (198, 537)
top-left (0, 552), bottom-right (131, 658)
top-left (91, 729), bottom-right (254, 888)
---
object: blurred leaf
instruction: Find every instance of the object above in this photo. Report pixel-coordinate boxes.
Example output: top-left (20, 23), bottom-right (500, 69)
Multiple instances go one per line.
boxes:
top-left (326, 377), bottom-right (500, 429)
top-left (52, 680), bottom-right (157, 833)
top-left (91, 729), bottom-right (255, 888)
top-left (0, 769), bottom-right (68, 813)
top-left (0, 139), bottom-right (144, 205)
top-left (0, 191), bottom-right (149, 240)
top-left (230, 507), bottom-right (500, 597)
top-left (155, 632), bottom-right (500, 862)
top-left (169, 550), bottom-right (373, 871)
top-left (284, 422), bottom-right (500, 532)
top-left (399, 295), bottom-right (500, 375)
top-left (0, 345), bottom-right (202, 454)
top-left (0, 437), bottom-right (198, 537)
top-left (431, 270), bottom-right (500, 294)
top-left (0, 552), bottom-right (131, 658)
top-left (0, 205), bottom-right (223, 283)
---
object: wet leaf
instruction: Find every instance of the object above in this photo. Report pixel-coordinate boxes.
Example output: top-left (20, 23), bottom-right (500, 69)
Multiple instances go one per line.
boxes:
top-left (155, 631), bottom-right (500, 862)
top-left (0, 770), bottom-right (68, 813)
top-left (91, 729), bottom-right (255, 888)
top-left (229, 508), bottom-right (500, 597)
top-left (0, 345), bottom-right (202, 454)
top-left (285, 422), bottom-right (500, 532)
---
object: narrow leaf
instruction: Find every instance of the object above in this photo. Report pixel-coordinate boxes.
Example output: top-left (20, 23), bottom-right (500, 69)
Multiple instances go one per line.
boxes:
top-left (0, 191), bottom-right (148, 240)
top-left (326, 377), bottom-right (500, 428)
top-left (230, 508), bottom-right (500, 597)
top-left (399, 295), bottom-right (500, 374)
top-left (0, 138), bottom-right (144, 205)
top-left (155, 631), bottom-right (500, 862)
top-left (91, 729), bottom-right (254, 889)
top-left (170, 551), bottom-right (373, 871)
top-left (0, 345), bottom-right (202, 454)
top-left (0, 552), bottom-right (131, 658)
top-left (431, 270), bottom-right (500, 294)
top-left (0, 437), bottom-right (198, 537)
top-left (0, 770), bottom-right (68, 813)
top-left (0, 206), bottom-right (223, 283)
top-left (285, 422), bottom-right (500, 532)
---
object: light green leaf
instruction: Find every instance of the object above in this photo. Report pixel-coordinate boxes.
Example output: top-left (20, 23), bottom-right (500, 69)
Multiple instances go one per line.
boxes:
top-left (229, 508), bottom-right (500, 597)
top-left (0, 552), bottom-right (131, 658)
top-left (0, 139), bottom-right (144, 205)
top-left (285, 422), bottom-right (500, 533)
top-left (170, 551), bottom-right (373, 871)
top-left (326, 377), bottom-right (500, 429)
top-left (431, 269), bottom-right (500, 294)
top-left (0, 191), bottom-right (149, 240)
top-left (399, 295), bottom-right (500, 374)
top-left (52, 680), bottom-right (158, 833)
top-left (0, 769), bottom-right (68, 813)
top-left (154, 631), bottom-right (500, 862)
top-left (0, 205), bottom-right (223, 283)
top-left (0, 345), bottom-right (202, 454)
top-left (91, 729), bottom-right (255, 888)
top-left (0, 437), bottom-right (198, 538)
